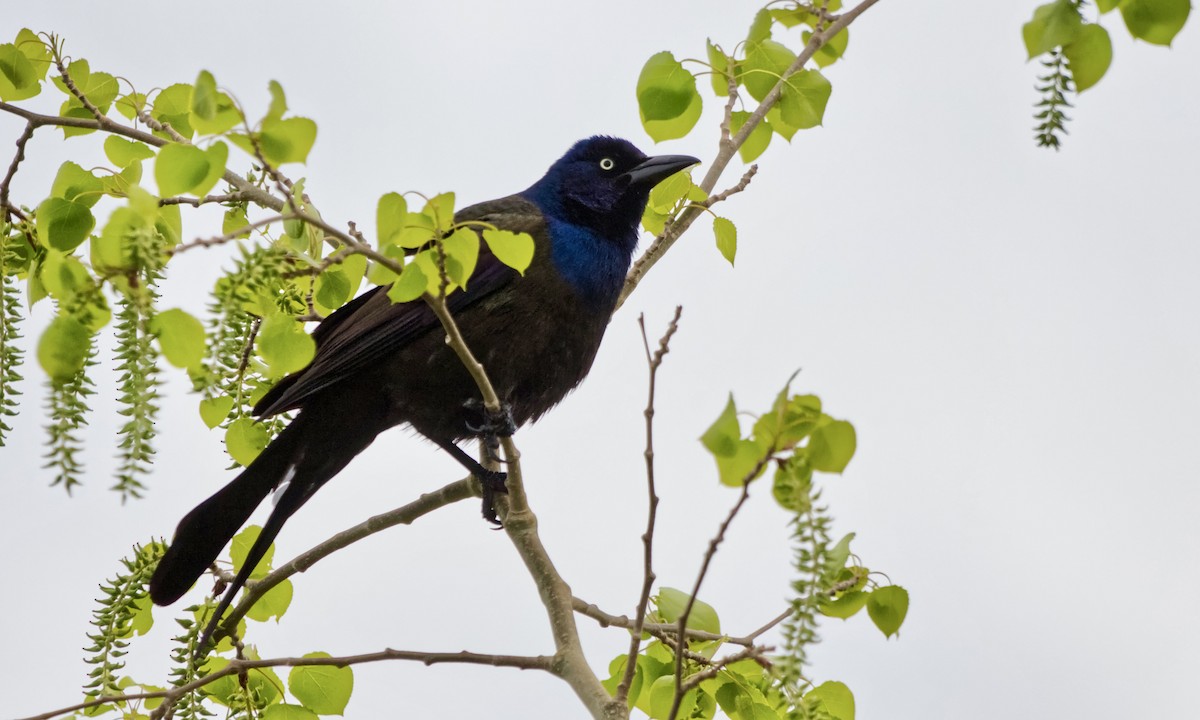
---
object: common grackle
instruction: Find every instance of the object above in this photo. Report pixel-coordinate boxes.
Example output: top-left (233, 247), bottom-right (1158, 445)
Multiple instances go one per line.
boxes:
top-left (148, 136), bottom-right (698, 648)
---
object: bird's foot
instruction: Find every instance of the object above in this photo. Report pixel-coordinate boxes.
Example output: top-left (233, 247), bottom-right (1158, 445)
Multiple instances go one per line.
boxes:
top-left (478, 468), bottom-right (509, 526)
top-left (463, 399), bottom-right (517, 438)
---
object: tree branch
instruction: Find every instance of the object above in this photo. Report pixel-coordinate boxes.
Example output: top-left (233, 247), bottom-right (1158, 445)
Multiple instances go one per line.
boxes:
top-left (616, 307), bottom-right (683, 704)
top-left (19, 647), bottom-right (553, 720)
top-left (216, 478), bottom-right (476, 636)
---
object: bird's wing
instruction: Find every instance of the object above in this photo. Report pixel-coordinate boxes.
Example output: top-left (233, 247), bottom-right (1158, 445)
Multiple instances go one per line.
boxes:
top-left (253, 195), bottom-right (546, 416)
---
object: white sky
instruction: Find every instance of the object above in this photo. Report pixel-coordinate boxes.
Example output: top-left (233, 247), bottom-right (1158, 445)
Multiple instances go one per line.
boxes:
top-left (2, 2), bottom-right (1198, 718)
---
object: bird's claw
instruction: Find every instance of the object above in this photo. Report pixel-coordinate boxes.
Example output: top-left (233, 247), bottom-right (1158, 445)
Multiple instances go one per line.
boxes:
top-left (463, 399), bottom-right (517, 438)
top-left (478, 468), bottom-right (509, 526)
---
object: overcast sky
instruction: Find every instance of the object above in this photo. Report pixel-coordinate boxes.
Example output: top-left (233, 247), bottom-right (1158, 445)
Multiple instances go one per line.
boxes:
top-left (2, 2), bottom-right (1197, 719)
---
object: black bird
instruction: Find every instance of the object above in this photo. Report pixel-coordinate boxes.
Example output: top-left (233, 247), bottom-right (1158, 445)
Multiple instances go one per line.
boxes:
top-left (148, 136), bottom-right (699, 646)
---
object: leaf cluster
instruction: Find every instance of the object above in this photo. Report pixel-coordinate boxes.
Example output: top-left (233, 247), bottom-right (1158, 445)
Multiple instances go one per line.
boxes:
top-left (1022, 0), bottom-right (1191, 148)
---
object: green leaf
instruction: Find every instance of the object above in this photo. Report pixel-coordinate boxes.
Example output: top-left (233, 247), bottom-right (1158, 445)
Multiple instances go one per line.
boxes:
top-left (151, 83), bottom-right (195, 140)
top-left (151, 308), bottom-right (205, 369)
top-left (36, 197), bottom-right (95, 252)
top-left (656, 588), bottom-right (721, 634)
top-left (866, 585), bottom-right (909, 638)
top-left (482, 229), bottom-right (535, 274)
top-left (423, 192), bottom-right (456, 229)
top-left (805, 27), bottom-right (851, 68)
top-left (39, 251), bottom-right (91, 300)
top-left (103, 136), bottom-right (155, 168)
top-left (1023, 0), bottom-right (1084, 58)
top-left (647, 170), bottom-right (692, 214)
top-left (192, 141), bottom-right (228, 198)
top-left (257, 314), bottom-right (316, 379)
top-left (387, 261), bottom-right (427, 303)
top-left (747, 8), bottom-right (773, 43)
top-left (1120, 0), bottom-right (1191, 46)
top-left (0, 44), bottom-right (37, 100)
top-left (731, 111), bottom-right (772, 163)
top-left (1063, 24), bottom-right (1113, 92)
top-left (376, 192), bottom-right (407, 247)
top-left (1097, 0), bottom-right (1120, 11)
top-left (199, 396), bottom-right (234, 429)
top-left (155, 143), bottom-right (210, 196)
top-left (38, 315), bottom-right (90, 382)
top-left (716, 439), bottom-right (768, 486)
top-left (642, 89), bottom-right (701, 143)
top-left (638, 51), bottom-right (698, 122)
top-left (231, 525), bottom-right (275, 578)
top-left (114, 91), bottom-right (146, 120)
top-left (223, 206), bottom-right (249, 235)
top-left (808, 418), bottom-right (856, 472)
top-left (262, 704), bottom-right (319, 720)
top-left (266, 80), bottom-right (288, 121)
top-left (51, 161), bottom-right (104, 208)
top-left (649, 674), bottom-right (697, 720)
top-left (706, 40), bottom-right (730, 96)
top-left (225, 416), bottom-right (269, 466)
top-left (825, 532), bottom-right (855, 573)
top-left (807, 681), bottom-right (855, 720)
top-left (820, 590), bottom-right (870, 619)
top-left (288, 653), bottom-right (354, 715)
top-left (713, 216), bottom-right (736, 266)
top-left (315, 266), bottom-right (352, 309)
top-left (259, 117), bottom-right (317, 165)
top-left (743, 40), bottom-right (796, 102)
top-left (700, 395), bottom-right (740, 456)
top-left (191, 70), bottom-right (218, 120)
top-left (441, 227), bottom-right (479, 287)
top-left (191, 91), bottom-right (241, 136)
top-left (773, 456), bottom-right (813, 512)
top-left (246, 578), bottom-right (293, 622)
top-left (778, 69), bottom-right (832, 130)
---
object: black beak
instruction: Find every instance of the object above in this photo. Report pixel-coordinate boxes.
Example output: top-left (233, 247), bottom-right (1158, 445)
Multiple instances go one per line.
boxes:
top-left (624, 154), bottom-right (701, 187)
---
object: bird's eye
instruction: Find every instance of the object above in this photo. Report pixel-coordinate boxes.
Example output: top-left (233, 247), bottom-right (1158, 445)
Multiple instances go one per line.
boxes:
top-left (599, 158), bottom-right (615, 171)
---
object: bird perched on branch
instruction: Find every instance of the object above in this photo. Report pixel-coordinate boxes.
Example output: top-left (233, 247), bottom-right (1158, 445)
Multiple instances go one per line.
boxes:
top-left (148, 136), bottom-right (699, 649)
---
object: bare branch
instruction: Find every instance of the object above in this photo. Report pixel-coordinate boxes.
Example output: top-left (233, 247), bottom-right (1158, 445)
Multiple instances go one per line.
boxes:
top-left (0, 101), bottom-right (284, 212)
top-left (52, 48), bottom-right (106, 123)
top-left (159, 192), bottom-right (249, 207)
top-left (219, 478), bottom-right (475, 635)
top-left (18, 647), bottom-right (553, 720)
top-left (573, 596), bottom-right (792, 649)
top-left (616, 307), bottom-right (683, 704)
top-left (702, 164), bottom-right (758, 208)
top-left (0, 121), bottom-right (34, 222)
top-left (166, 213), bottom-right (289, 256)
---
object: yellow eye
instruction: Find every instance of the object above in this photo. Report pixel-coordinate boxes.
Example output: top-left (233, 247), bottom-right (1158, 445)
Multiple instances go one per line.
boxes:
top-left (599, 158), bottom-right (615, 171)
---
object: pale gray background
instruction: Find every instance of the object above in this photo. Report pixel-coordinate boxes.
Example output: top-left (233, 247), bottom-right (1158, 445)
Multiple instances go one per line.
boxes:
top-left (2, 1), bottom-right (1197, 718)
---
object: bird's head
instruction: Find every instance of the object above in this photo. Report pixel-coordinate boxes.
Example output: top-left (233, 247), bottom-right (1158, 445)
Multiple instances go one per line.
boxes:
top-left (524, 136), bottom-right (699, 238)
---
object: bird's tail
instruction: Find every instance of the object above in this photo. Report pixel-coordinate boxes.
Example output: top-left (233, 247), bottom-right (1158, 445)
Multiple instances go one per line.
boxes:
top-left (148, 407), bottom-right (380, 649)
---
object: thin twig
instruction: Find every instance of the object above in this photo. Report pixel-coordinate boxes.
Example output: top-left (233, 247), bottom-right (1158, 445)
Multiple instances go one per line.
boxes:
top-left (572, 597), bottom-right (792, 647)
top-left (159, 192), bottom-right (248, 207)
top-left (0, 121), bottom-right (34, 221)
top-left (19, 647), bottom-right (553, 720)
top-left (53, 49), bottom-right (106, 123)
top-left (702, 165), bottom-right (758, 208)
top-left (616, 307), bottom-right (683, 704)
top-left (677, 646), bottom-right (772, 695)
top-left (219, 479), bottom-right (476, 636)
top-left (0, 100), bottom-right (284, 214)
top-left (166, 213), bottom-right (289, 256)
top-left (668, 449), bottom-right (774, 720)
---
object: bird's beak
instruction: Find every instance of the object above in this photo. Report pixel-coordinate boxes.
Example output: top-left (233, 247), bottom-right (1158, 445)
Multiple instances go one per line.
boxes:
top-left (624, 154), bottom-right (701, 187)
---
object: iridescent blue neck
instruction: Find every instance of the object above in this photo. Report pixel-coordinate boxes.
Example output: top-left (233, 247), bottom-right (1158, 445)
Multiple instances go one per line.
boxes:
top-left (540, 215), bottom-right (635, 310)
